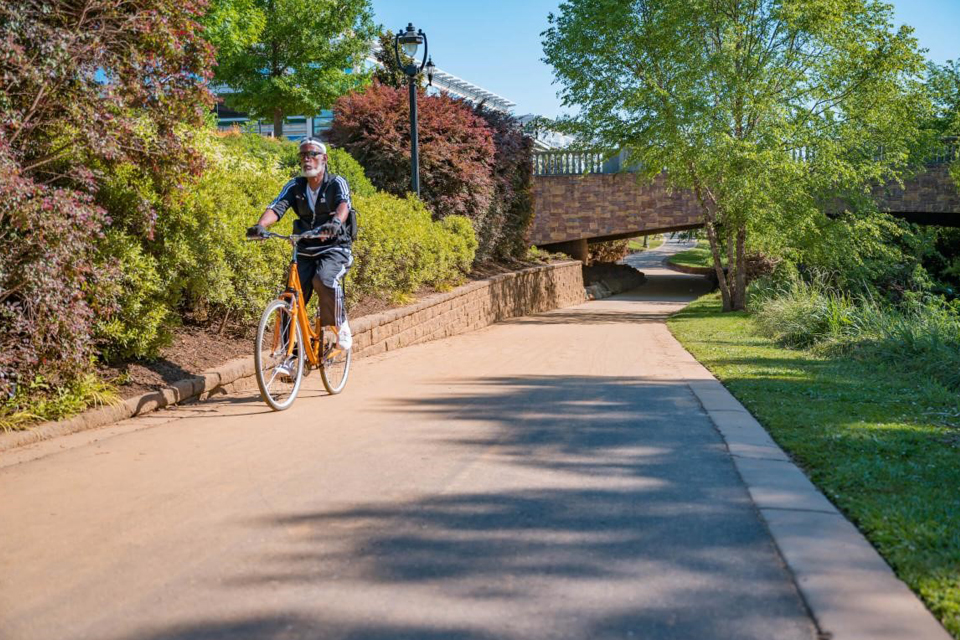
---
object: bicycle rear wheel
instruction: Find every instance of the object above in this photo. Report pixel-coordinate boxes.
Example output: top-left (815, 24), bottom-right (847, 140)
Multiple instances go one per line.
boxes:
top-left (254, 300), bottom-right (305, 410)
top-left (320, 327), bottom-right (351, 395)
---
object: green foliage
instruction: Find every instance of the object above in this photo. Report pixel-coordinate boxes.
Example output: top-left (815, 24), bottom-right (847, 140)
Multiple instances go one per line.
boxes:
top-left (669, 294), bottom-right (960, 637)
top-left (751, 274), bottom-right (860, 349)
top-left (793, 212), bottom-right (939, 296)
top-left (372, 30), bottom-right (423, 89)
top-left (91, 128), bottom-right (294, 360)
top-left (928, 60), bottom-right (960, 137)
top-left (217, 129), bottom-right (299, 173)
top-left (0, 0), bottom-right (213, 396)
top-left (349, 192), bottom-right (477, 302)
top-left (543, 0), bottom-right (932, 311)
top-left (207, 0), bottom-right (376, 137)
top-left (0, 370), bottom-right (118, 432)
top-left (750, 271), bottom-right (960, 393)
top-left (327, 148), bottom-right (376, 197)
top-left (93, 230), bottom-right (174, 361)
top-left (926, 60), bottom-right (960, 190)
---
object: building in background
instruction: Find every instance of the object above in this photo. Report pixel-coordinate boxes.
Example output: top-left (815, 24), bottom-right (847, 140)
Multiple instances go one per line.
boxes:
top-left (214, 42), bottom-right (568, 151)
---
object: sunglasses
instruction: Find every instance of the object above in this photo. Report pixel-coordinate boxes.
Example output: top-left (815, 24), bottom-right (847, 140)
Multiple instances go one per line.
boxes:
top-left (299, 151), bottom-right (324, 159)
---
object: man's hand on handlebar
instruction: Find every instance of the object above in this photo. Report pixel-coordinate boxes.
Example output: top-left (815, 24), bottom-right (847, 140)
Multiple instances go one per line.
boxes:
top-left (317, 219), bottom-right (342, 239)
top-left (246, 224), bottom-right (267, 239)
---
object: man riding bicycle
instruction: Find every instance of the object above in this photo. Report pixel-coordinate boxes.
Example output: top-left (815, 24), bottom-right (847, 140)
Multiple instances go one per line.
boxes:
top-left (247, 136), bottom-right (354, 375)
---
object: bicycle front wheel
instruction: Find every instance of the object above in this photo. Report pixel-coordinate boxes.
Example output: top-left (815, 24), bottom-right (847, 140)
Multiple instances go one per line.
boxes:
top-left (320, 327), bottom-right (351, 395)
top-left (254, 300), bottom-right (305, 410)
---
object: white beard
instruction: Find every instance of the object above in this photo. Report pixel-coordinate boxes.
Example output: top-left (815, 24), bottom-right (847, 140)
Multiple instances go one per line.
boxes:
top-left (302, 167), bottom-right (321, 178)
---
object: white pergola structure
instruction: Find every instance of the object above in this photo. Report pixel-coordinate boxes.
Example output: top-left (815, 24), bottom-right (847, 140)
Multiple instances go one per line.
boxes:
top-left (427, 68), bottom-right (515, 113)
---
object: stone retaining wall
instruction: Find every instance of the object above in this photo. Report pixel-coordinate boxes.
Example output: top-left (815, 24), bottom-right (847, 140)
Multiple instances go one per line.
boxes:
top-left (0, 261), bottom-right (585, 453)
top-left (350, 261), bottom-right (584, 358)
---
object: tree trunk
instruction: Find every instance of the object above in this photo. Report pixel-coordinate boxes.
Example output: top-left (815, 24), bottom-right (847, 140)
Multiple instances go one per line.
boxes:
top-left (726, 230), bottom-right (738, 309)
top-left (734, 225), bottom-right (747, 311)
top-left (704, 221), bottom-right (732, 311)
top-left (273, 107), bottom-right (284, 138)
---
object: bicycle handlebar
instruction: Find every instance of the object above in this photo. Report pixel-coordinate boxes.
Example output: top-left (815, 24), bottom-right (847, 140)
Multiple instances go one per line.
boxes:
top-left (247, 230), bottom-right (332, 242)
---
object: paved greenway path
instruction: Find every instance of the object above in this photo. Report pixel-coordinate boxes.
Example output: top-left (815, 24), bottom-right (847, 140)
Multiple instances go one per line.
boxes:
top-left (0, 239), bottom-right (819, 640)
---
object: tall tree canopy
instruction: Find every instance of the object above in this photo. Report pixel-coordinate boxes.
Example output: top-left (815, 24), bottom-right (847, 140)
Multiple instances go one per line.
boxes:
top-left (928, 60), bottom-right (960, 187)
top-left (208, 0), bottom-right (377, 137)
top-left (543, 0), bottom-right (930, 310)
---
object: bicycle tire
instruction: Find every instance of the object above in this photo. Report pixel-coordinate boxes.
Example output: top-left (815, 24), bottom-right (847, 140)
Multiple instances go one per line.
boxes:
top-left (320, 327), bottom-right (351, 395)
top-left (254, 300), bottom-right (305, 410)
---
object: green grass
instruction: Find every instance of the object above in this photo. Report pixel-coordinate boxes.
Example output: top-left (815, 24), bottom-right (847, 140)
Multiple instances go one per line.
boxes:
top-left (668, 239), bottom-right (718, 269)
top-left (668, 293), bottom-right (960, 638)
top-left (628, 235), bottom-right (664, 252)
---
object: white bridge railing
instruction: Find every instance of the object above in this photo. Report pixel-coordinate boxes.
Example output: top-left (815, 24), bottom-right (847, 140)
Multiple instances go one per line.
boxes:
top-left (532, 141), bottom-right (958, 177)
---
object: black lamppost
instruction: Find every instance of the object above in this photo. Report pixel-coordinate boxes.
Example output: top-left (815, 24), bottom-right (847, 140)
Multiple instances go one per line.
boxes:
top-left (395, 23), bottom-right (435, 196)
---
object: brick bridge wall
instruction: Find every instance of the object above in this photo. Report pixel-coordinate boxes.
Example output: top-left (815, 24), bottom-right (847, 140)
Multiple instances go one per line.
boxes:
top-left (530, 173), bottom-right (702, 246)
top-left (874, 164), bottom-right (960, 215)
top-left (530, 166), bottom-right (960, 247)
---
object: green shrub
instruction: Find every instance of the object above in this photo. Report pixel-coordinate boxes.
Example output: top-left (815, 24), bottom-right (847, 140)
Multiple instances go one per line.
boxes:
top-left (327, 147), bottom-right (376, 197)
top-left (1, 370), bottom-right (118, 432)
top-left (217, 130), bottom-right (299, 175)
top-left (93, 230), bottom-right (173, 361)
top-left (349, 192), bottom-right (476, 303)
top-left (91, 129), bottom-right (293, 360)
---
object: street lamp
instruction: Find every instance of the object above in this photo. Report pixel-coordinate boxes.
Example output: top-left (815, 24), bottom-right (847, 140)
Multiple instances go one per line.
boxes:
top-left (395, 23), bottom-right (429, 196)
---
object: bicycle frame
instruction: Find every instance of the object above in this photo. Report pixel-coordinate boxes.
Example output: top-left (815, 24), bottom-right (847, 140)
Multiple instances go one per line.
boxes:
top-left (260, 231), bottom-right (334, 369)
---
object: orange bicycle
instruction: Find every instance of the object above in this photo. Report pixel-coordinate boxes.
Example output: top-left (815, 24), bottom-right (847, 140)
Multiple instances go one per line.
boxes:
top-left (250, 230), bottom-right (351, 410)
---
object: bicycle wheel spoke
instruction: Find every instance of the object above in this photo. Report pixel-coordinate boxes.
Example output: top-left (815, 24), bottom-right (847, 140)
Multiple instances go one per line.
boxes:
top-left (320, 327), bottom-right (351, 395)
top-left (255, 301), bottom-right (304, 410)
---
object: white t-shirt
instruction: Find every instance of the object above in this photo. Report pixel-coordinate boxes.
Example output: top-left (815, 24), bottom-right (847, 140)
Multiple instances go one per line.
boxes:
top-left (306, 183), bottom-right (321, 211)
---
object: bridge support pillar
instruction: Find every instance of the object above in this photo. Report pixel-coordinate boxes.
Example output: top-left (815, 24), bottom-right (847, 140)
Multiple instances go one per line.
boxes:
top-left (548, 238), bottom-right (589, 263)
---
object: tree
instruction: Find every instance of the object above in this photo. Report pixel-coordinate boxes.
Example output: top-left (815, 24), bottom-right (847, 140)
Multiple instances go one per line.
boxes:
top-left (927, 60), bottom-right (960, 187)
top-left (329, 82), bottom-right (496, 226)
top-left (543, 0), bottom-right (930, 310)
top-left (372, 30), bottom-right (423, 90)
top-left (0, 0), bottom-right (214, 395)
top-left (208, 0), bottom-right (377, 137)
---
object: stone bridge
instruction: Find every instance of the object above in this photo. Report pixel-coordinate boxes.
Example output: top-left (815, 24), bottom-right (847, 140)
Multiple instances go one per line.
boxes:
top-left (529, 148), bottom-right (960, 259)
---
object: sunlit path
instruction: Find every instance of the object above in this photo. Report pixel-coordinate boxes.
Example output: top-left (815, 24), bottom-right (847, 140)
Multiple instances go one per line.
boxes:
top-left (0, 240), bottom-right (816, 640)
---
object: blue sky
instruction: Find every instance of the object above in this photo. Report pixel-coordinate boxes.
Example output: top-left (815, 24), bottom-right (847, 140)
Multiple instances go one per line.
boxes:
top-left (370, 0), bottom-right (960, 119)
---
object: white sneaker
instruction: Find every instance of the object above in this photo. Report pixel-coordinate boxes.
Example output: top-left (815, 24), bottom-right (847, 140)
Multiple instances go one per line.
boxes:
top-left (337, 320), bottom-right (352, 350)
top-left (275, 356), bottom-right (296, 380)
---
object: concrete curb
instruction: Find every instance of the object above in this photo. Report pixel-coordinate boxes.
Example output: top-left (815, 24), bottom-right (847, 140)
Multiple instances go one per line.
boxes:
top-left (1, 261), bottom-right (584, 454)
top-left (664, 260), bottom-right (714, 276)
top-left (672, 356), bottom-right (952, 639)
top-left (0, 357), bottom-right (255, 454)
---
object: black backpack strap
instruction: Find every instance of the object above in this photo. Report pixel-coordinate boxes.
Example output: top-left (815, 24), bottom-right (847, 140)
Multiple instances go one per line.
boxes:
top-left (346, 207), bottom-right (358, 241)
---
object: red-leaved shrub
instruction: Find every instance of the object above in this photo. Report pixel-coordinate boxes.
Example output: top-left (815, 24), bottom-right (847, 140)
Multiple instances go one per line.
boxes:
top-left (330, 83), bottom-right (496, 226)
top-left (0, 0), bottom-right (214, 395)
top-left (473, 106), bottom-right (535, 259)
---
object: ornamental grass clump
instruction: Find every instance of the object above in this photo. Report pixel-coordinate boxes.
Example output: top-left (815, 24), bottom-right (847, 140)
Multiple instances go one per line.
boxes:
top-left (751, 272), bottom-right (960, 394)
top-left (751, 274), bottom-right (858, 350)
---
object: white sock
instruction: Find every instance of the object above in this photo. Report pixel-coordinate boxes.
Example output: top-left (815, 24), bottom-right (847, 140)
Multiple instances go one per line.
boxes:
top-left (337, 320), bottom-right (352, 350)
